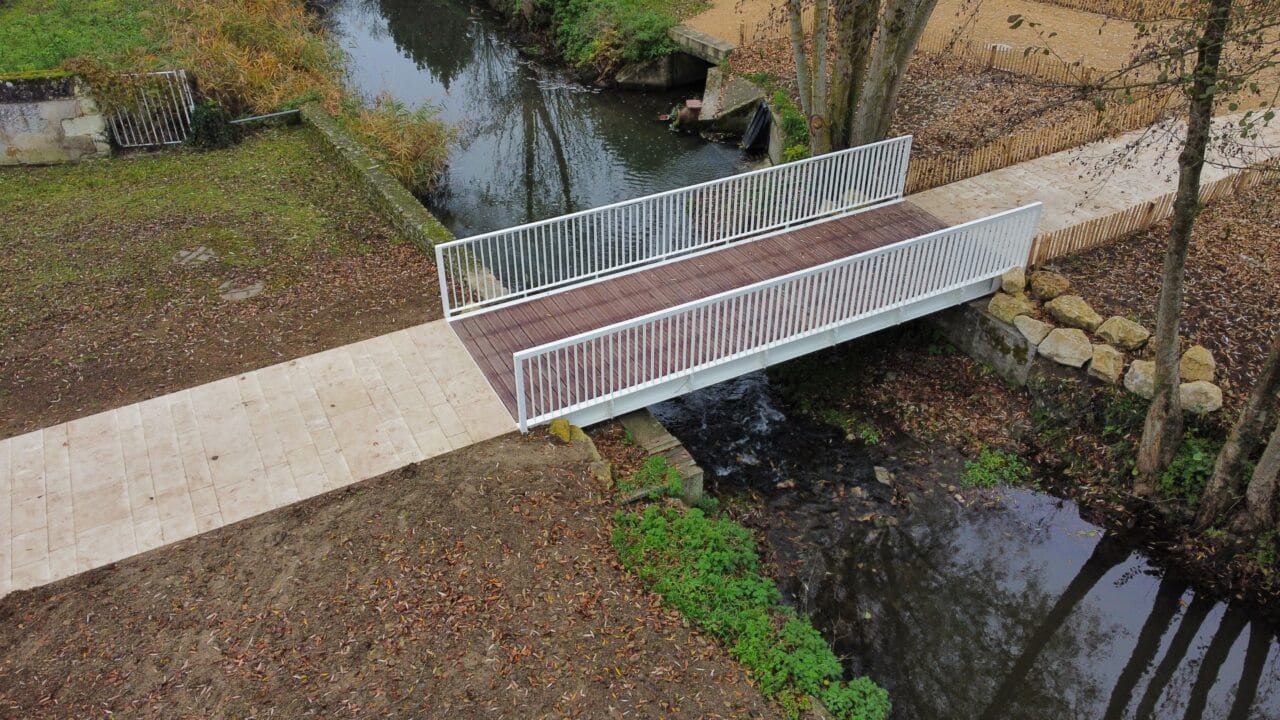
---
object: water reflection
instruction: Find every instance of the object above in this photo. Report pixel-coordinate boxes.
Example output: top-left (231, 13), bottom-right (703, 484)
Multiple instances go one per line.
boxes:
top-left (328, 0), bottom-right (746, 237)
top-left (652, 373), bottom-right (1280, 720)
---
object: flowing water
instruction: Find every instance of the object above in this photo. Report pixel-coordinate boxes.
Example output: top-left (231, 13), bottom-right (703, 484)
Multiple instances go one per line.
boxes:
top-left (653, 374), bottom-right (1280, 720)
top-left (326, 0), bottom-right (748, 238)
top-left (325, 1), bottom-right (1279, 715)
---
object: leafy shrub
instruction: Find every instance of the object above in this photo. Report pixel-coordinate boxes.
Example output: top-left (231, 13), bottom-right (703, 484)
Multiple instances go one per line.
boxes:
top-left (783, 144), bottom-right (811, 162)
top-left (541, 0), bottom-right (704, 69)
top-left (962, 447), bottom-right (1032, 487)
top-left (345, 96), bottom-right (455, 195)
top-left (612, 505), bottom-right (890, 720)
top-left (187, 100), bottom-right (238, 149)
top-left (1158, 433), bottom-right (1219, 508)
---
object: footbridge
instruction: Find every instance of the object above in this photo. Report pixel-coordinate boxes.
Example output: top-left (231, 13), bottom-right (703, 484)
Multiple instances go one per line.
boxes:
top-left (438, 136), bottom-right (1042, 431)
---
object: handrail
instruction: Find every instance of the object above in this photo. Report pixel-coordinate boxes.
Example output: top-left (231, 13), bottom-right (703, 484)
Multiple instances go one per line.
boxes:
top-left (511, 203), bottom-right (1043, 431)
top-left (436, 135), bottom-right (914, 318)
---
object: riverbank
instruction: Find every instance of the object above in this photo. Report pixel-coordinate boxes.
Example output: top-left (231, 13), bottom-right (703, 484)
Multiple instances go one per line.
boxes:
top-left (0, 432), bottom-right (778, 718)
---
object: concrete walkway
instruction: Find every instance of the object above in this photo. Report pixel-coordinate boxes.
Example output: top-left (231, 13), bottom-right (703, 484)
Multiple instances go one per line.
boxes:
top-left (910, 116), bottom-right (1280, 232)
top-left (0, 320), bottom-right (513, 597)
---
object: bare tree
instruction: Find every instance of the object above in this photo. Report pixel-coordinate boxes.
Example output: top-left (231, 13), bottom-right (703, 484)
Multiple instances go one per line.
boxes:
top-left (784, 0), bottom-right (940, 152)
top-left (1196, 330), bottom-right (1279, 526)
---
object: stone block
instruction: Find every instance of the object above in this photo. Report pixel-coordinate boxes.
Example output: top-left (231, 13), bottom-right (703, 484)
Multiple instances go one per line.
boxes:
top-left (1001, 267), bottom-right (1027, 295)
top-left (988, 292), bottom-right (1035, 323)
top-left (1088, 344), bottom-right (1125, 385)
top-left (1029, 270), bottom-right (1070, 301)
top-left (1045, 295), bottom-right (1103, 332)
top-left (1013, 315), bottom-right (1052, 345)
top-left (1180, 345), bottom-right (1216, 382)
top-left (1096, 316), bottom-right (1150, 351)
top-left (1124, 359), bottom-right (1155, 399)
top-left (1180, 381), bottom-right (1223, 414)
top-left (1038, 328), bottom-right (1093, 368)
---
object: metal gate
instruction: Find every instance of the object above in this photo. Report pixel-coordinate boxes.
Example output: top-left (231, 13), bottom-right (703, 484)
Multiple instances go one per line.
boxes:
top-left (106, 70), bottom-right (196, 148)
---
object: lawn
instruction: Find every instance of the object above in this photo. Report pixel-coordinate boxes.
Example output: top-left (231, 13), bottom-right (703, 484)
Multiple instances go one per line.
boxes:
top-left (0, 0), bottom-right (158, 73)
top-left (0, 433), bottom-right (777, 719)
top-left (0, 127), bottom-right (441, 438)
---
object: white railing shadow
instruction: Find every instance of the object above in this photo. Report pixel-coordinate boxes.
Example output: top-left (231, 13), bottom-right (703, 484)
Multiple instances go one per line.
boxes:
top-left (512, 203), bottom-right (1043, 432)
top-left (436, 135), bottom-right (914, 318)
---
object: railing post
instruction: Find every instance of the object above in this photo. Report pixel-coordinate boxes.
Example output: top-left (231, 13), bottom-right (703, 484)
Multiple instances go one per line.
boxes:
top-left (514, 356), bottom-right (529, 433)
top-left (895, 136), bottom-right (913, 199)
top-left (435, 244), bottom-right (453, 319)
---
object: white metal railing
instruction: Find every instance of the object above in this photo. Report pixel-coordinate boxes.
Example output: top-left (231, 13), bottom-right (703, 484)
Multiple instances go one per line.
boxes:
top-left (436, 135), bottom-right (914, 318)
top-left (512, 203), bottom-right (1043, 431)
top-left (106, 70), bottom-right (196, 148)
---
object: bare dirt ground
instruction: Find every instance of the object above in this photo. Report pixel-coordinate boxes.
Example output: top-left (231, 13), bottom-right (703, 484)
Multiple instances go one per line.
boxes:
top-left (688, 0), bottom-right (1140, 69)
top-left (0, 433), bottom-right (778, 719)
top-left (1052, 178), bottom-right (1280, 413)
top-left (729, 42), bottom-right (1090, 157)
top-left (0, 128), bottom-right (442, 440)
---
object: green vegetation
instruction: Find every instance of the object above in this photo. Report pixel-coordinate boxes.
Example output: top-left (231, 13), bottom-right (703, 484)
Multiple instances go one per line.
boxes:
top-left (962, 447), bottom-right (1032, 487)
top-left (0, 0), bottom-right (155, 73)
top-left (743, 73), bottom-right (811, 161)
top-left (616, 455), bottom-right (685, 499)
top-left (539, 0), bottom-right (708, 68)
top-left (1157, 433), bottom-right (1221, 508)
top-left (612, 505), bottom-right (890, 720)
top-left (0, 128), bottom-right (400, 337)
top-left (816, 409), bottom-right (882, 445)
top-left (1, 0), bottom-right (451, 193)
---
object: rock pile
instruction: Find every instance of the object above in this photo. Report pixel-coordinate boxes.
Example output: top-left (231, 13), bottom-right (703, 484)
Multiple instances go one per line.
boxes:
top-left (988, 267), bottom-right (1222, 414)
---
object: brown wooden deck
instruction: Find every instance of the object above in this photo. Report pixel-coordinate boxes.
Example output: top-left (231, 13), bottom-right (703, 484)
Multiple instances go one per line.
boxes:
top-left (452, 201), bottom-right (946, 418)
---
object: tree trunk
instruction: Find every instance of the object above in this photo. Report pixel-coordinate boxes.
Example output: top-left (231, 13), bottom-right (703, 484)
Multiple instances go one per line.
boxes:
top-left (1134, 0), bottom-right (1234, 491)
top-left (1234, 420), bottom-right (1280, 533)
top-left (846, 0), bottom-right (937, 146)
top-left (810, 0), bottom-right (832, 155)
top-left (787, 0), bottom-right (813, 120)
top-left (1197, 330), bottom-right (1280, 526)
top-left (827, 0), bottom-right (879, 151)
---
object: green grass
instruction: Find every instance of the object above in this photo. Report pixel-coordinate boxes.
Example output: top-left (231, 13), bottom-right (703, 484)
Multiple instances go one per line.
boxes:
top-left (539, 0), bottom-right (708, 67)
top-left (616, 455), bottom-right (685, 499)
top-left (0, 0), bottom-right (160, 73)
top-left (0, 127), bottom-right (398, 337)
top-left (612, 505), bottom-right (891, 720)
top-left (962, 447), bottom-right (1032, 488)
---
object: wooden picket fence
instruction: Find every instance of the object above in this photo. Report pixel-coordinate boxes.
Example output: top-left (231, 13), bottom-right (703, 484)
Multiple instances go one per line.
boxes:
top-left (1030, 0), bottom-right (1186, 21)
top-left (904, 92), bottom-right (1172, 193)
top-left (1028, 164), bottom-right (1280, 264)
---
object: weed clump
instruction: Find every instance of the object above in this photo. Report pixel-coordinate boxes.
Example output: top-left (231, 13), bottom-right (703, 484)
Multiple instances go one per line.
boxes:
top-left (612, 504), bottom-right (890, 720)
top-left (962, 446), bottom-right (1032, 487)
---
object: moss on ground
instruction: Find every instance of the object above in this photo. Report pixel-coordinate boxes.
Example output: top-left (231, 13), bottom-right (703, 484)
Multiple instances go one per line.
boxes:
top-left (0, 127), bottom-right (402, 336)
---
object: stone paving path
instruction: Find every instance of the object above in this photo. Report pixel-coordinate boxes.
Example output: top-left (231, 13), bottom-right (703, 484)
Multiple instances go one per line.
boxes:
top-left (910, 115), bottom-right (1280, 232)
top-left (0, 320), bottom-right (513, 597)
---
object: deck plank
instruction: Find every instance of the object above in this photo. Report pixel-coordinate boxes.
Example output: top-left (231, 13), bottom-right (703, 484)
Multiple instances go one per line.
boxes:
top-left (453, 201), bottom-right (946, 417)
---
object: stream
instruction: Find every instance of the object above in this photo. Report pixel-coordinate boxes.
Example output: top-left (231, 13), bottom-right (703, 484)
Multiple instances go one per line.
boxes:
top-left (326, 1), bottom-right (1279, 716)
top-left (327, 0), bottom-right (747, 238)
top-left (653, 373), bottom-right (1280, 720)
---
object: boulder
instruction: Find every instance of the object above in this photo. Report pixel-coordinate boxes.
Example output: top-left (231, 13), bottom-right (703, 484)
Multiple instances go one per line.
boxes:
top-left (1045, 295), bottom-right (1103, 332)
top-left (1095, 316), bottom-right (1150, 351)
top-left (987, 292), bottom-right (1035, 323)
top-left (1001, 267), bottom-right (1027, 295)
top-left (1180, 345), bottom-right (1216, 382)
top-left (1180, 381), bottom-right (1223, 414)
top-left (1029, 270), bottom-right (1070, 301)
top-left (1038, 328), bottom-right (1092, 368)
top-left (1124, 359), bottom-right (1156, 399)
top-left (1013, 315), bottom-right (1052, 345)
top-left (1088, 344), bottom-right (1125, 385)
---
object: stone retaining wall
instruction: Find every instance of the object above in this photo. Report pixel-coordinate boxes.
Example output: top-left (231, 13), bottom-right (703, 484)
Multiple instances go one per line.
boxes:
top-left (1, 74), bottom-right (111, 165)
top-left (299, 103), bottom-right (453, 252)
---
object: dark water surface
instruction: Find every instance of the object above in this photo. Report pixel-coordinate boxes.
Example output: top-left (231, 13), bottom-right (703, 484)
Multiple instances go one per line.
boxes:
top-left (653, 374), bottom-right (1280, 720)
top-left (327, 0), bottom-right (747, 238)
